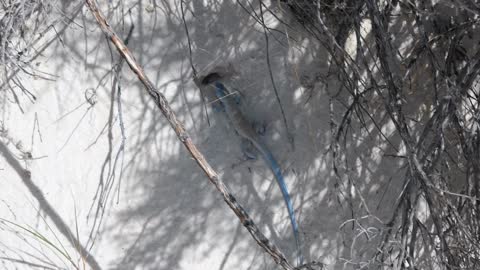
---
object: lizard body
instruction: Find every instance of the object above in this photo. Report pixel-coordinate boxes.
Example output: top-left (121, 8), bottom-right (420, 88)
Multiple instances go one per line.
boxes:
top-left (212, 81), bottom-right (303, 265)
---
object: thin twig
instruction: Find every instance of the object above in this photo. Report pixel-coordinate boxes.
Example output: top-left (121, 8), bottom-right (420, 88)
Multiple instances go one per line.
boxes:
top-left (259, 0), bottom-right (294, 149)
top-left (180, 0), bottom-right (197, 77)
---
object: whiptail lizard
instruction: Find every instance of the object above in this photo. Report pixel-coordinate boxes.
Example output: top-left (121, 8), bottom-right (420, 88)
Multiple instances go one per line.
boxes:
top-left (202, 75), bottom-right (303, 265)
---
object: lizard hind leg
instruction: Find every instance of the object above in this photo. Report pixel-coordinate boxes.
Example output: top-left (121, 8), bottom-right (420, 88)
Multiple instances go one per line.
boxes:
top-left (240, 139), bottom-right (258, 160)
top-left (231, 88), bottom-right (242, 105)
top-left (252, 121), bottom-right (266, 136)
top-left (212, 101), bottom-right (225, 112)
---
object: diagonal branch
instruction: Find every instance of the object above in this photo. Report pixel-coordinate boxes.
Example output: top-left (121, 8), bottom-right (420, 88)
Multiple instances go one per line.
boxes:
top-left (83, 1), bottom-right (296, 269)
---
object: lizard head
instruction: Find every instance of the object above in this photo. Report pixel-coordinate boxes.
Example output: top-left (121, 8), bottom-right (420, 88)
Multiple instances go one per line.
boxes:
top-left (201, 72), bottom-right (222, 85)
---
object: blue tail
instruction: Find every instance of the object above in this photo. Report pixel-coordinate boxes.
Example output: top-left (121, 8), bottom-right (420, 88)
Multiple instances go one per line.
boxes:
top-left (261, 148), bottom-right (304, 266)
top-left (215, 81), bottom-right (303, 265)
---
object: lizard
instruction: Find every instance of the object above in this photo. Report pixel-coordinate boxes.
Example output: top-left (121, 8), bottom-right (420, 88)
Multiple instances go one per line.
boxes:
top-left (202, 74), bottom-right (303, 266)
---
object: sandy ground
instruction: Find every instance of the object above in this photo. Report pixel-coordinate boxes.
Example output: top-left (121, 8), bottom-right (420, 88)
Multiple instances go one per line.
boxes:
top-left (0, 1), bottom-right (406, 269)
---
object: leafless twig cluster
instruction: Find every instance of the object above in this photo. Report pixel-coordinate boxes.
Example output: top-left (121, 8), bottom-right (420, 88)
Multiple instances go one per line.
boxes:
top-left (281, 0), bottom-right (480, 269)
top-left (0, 0), bottom-right (52, 111)
top-left (0, 1), bottom-right (83, 112)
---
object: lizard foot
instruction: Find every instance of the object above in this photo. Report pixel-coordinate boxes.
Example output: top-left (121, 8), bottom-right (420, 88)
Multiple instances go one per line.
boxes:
top-left (240, 139), bottom-right (257, 160)
top-left (252, 121), bottom-right (266, 136)
top-left (231, 89), bottom-right (241, 105)
top-left (212, 102), bottom-right (225, 112)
